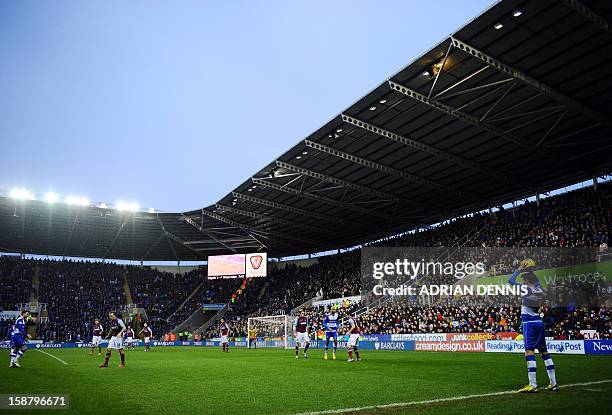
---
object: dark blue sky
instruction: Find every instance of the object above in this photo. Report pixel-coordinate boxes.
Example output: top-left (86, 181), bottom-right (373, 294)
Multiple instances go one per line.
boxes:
top-left (1, 0), bottom-right (493, 212)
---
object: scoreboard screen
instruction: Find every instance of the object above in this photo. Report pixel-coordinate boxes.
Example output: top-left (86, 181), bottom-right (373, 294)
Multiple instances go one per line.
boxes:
top-left (207, 252), bottom-right (267, 279)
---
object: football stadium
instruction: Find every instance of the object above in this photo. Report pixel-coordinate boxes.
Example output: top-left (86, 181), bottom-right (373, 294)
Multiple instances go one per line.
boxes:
top-left (1, 0), bottom-right (612, 414)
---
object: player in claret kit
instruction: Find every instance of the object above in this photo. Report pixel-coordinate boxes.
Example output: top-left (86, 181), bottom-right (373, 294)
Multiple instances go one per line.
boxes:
top-left (9, 310), bottom-right (30, 368)
top-left (139, 323), bottom-right (153, 352)
top-left (99, 311), bottom-right (126, 368)
top-left (89, 318), bottom-right (103, 356)
top-left (346, 313), bottom-right (361, 362)
top-left (509, 259), bottom-right (558, 393)
top-left (219, 319), bottom-right (230, 353)
top-left (125, 325), bottom-right (135, 350)
top-left (323, 306), bottom-right (339, 360)
top-left (293, 310), bottom-right (310, 359)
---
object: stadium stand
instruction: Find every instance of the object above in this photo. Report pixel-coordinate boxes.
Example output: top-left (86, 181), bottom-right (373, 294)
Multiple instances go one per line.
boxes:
top-left (1, 181), bottom-right (610, 342)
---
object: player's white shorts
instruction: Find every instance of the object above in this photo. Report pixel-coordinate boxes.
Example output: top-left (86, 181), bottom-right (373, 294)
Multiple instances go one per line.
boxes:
top-left (92, 336), bottom-right (102, 346)
top-left (108, 336), bottom-right (124, 350)
top-left (347, 334), bottom-right (360, 347)
top-left (220, 335), bottom-right (228, 344)
top-left (144, 337), bottom-right (150, 344)
top-left (296, 332), bottom-right (310, 345)
top-left (126, 337), bottom-right (133, 344)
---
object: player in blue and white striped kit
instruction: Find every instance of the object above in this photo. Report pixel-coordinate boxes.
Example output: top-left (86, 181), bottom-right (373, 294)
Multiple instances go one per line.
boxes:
top-left (323, 307), bottom-right (339, 360)
top-left (508, 259), bottom-right (558, 393)
top-left (9, 310), bottom-right (31, 368)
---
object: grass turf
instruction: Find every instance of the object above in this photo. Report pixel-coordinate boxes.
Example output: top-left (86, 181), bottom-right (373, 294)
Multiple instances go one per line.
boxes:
top-left (0, 347), bottom-right (611, 414)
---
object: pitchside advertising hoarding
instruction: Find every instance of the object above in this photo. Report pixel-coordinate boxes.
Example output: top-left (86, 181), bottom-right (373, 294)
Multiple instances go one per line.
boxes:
top-left (2, 338), bottom-right (611, 354)
top-left (207, 252), bottom-right (267, 279)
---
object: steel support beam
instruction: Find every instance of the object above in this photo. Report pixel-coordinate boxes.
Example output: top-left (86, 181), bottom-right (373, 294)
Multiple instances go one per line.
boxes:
top-left (182, 214), bottom-right (238, 253)
top-left (275, 161), bottom-right (398, 202)
top-left (210, 205), bottom-right (333, 249)
top-left (140, 232), bottom-right (166, 261)
top-left (231, 192), bottom-right (344, 225)
top-left (103, 216), bottom-right (130, 260)
top-left (216, 203), bottom-right (337, 236)
top-left (251, 177), bottom-right (398, 221)
top-left (156, 214), bottom-right (204, 259)
top-left (559, 0), bottom-right (610, 34)
top-left (387, 80), bottom-right (565, 161)
top-left (449, 36), bottom-right (611, 128)
top-left (341, 113), bottom-right (518, 184)
top-left (304, 140), bottom-right (470, 198)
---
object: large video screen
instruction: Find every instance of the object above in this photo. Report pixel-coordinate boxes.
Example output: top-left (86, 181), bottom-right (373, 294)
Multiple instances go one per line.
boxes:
top-left (207, 253), bottom-right (267, 279)
top-left (207, 254), bottom-right (245, 278)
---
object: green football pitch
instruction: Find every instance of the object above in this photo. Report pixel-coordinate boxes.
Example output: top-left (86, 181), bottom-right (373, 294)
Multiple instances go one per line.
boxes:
top-left (1, 347), bottom-right (611, 414)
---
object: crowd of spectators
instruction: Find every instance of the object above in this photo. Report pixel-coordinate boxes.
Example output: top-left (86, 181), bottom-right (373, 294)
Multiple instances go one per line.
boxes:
top-left (0, 255), bottom-right (34, 310)
top-left (1, 181), bottom-right (610, 342)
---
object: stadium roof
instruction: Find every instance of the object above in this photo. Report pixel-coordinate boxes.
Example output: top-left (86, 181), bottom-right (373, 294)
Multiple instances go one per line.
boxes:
top-left (1, 0), bottom-right (611, 261)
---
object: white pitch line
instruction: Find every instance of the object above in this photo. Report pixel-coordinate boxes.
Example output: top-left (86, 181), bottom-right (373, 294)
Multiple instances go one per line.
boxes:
top-left (293, 379), bottom-right (612, 415)
top-left (35, 349), bottom-right (69, 365)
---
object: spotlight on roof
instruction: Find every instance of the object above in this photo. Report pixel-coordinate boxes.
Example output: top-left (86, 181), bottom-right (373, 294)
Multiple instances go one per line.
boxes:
top-left (117, 201), bottom-right (139, 212)
top-left (369, 106), bottom-right (377, 111)
top-left (302, 151), bottom-right (308, 155)
top-left (296, 155), bottom-right (302, 160)
top-left (44, 192), bottom-right (59, 204)
top-left (100, 202), bottom-right (108, 209)
top-left (148, 207), bottom-right (156, 213)
top-left (512, 10), bottom-right (522, 17)
top-left (422, 70), bottom-right (431, 77)
top-left (336, 128), bottom-right (343, 133)
top-left (494, 22), bottom-right (503, 30)
top-left (66, 196), bottom-right (90, 206)
top-left (379, 99), bottom-right (387, 104)
top-left (9, 188), bottom-right (35, 200)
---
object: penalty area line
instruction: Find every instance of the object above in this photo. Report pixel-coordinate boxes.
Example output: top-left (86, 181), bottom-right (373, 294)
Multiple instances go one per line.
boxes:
top-left (293, 379), bottom-right (612, 415)
top-left (35, 349), bottom-right (69, 365)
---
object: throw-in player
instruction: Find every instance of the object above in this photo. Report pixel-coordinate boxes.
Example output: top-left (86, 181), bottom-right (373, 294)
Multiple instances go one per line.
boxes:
top-left (99, 311), bottom-right (126, 368)
top-left (89, 318), bottom-right (103, 356)
top-left (139, 323), bottom-right (153, 352)
top-left (293, 310), bottom-right (310, 359)
top-left (220, 319), bottom-right (230, 353)
top-left (509, 259), bottom-right (558, 393)
top-left (346, 313), bottom-right (361, 362)
top-left (323, 306), bottom-right (339, 360)
top-left (9, 310), bottom-right (30, 368)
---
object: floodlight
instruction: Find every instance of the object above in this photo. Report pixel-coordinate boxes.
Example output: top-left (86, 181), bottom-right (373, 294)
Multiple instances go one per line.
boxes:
top-left (117, 201), bottom-right (139, 212)
top-left (44, 192), bottom-right (59, 204)
top-left (9, 188), bottom-right (35, 200)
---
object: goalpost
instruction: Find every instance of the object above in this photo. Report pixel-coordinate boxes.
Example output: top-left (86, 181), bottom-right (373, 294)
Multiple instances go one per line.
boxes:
top-left (247, 315), bottom-right (292, 349)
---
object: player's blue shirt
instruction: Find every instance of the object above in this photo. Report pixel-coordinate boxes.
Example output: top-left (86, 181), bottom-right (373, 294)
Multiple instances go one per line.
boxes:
top-left (11, 316), bottom-right (27, 338)
top-left (508, 270), bottom-right (545, 323)
top-left (323, 313), bottom-right (339, 332)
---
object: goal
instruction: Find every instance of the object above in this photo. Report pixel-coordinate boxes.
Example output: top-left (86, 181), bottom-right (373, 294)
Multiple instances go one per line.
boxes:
top-left (247, 315), bottom-right (291, 349)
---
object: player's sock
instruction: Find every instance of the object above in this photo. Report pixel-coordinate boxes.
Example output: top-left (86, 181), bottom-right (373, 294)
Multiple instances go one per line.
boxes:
top-left (295, 346), bottom-right (299, 356)
top-left (103, 351), bottom-right (111, 365)
top-left (98, 346), bottom-right (102, 354)
top-left (355, 347), bottom-right (360, 360)
top-left (526, 355), bottom-right (537, 387)
top-left (348, 348), bottom-right (353, 360)
top-left (16, 349), bottom-right (25, 360)
top-left (9, 350), bottom-right (16, 364)
top-left (541, 353), bottom-right (557, 386)
top-left (304, 343), bottom-right (309, 353)
top-left (120, 352), bottom-right (125, 365)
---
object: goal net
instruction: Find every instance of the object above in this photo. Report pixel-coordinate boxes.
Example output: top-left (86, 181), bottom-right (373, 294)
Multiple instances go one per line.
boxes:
top-left (247, 315), bottom-right (292, 349)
